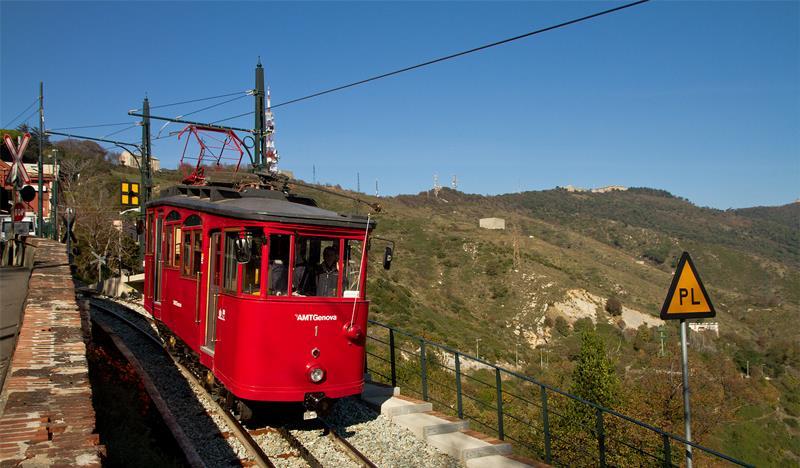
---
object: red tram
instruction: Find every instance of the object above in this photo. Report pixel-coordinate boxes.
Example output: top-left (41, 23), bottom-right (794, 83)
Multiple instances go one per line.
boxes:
top-left (143, 184), bottom-right (376, 414)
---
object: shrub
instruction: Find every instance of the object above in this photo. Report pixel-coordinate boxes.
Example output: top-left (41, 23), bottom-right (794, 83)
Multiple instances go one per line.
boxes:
top-left (605, 296), bottom-right (622, 316)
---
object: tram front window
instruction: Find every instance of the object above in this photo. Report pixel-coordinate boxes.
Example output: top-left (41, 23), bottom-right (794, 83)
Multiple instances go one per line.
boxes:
top-left (241, 230), bottom-right (264, 296)
top-left (267, 234), bottom-right (290, 296)
top-left (343, 239), bottom-right (364, 298)
top-left (293, 236), bottom-right (338, 297)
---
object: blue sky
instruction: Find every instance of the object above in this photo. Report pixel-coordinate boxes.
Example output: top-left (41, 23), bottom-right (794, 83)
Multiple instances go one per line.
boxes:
top-left (2, 1), bottom-right (798, 209)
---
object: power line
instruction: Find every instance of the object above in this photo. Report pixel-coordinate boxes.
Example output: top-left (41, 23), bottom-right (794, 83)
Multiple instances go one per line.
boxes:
top-left (3, 97), bottom-right (38, 128)
top-left (214, 0), bottom-right (649, 122)
top-left (211, 110), bottom-right (253, 125)
top-left (50, 122), bottom-right (136, 131)
top-left (102, 124), bottom-right (140, 139)
top-left (142, 90), bottom-right (252, 111)
top-left (175, 93), bottom-right (250, 119)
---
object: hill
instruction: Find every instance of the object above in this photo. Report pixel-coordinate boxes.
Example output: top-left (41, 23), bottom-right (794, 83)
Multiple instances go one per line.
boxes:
top-left (296, 184), bottom-right (799, 465)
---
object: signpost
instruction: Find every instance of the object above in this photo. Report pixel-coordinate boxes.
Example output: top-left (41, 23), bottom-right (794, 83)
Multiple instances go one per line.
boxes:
top-left (660, 252), bottom-right (715, 468)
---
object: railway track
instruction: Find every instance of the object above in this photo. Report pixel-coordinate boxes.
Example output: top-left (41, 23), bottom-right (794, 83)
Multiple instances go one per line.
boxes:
top-left (88, 298), bottom-right (376, 468)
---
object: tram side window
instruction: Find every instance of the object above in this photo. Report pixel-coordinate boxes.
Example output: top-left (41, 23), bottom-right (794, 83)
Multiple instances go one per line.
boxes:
top-left (172, 227), bottom-right (182, 267)
top-left (343, 240), bottom-right (364, 298)
top-left (292, 236), bottom-right (338, 297)
top-left (192, 232), bottom-right (202, 276)
top-left (166, 228), bottom-right (174, 267)
top-left (181, 230), bottom-right (203, 278)
top-left (223, 232), bottom-right (239, 293)
top-left (267, 234), bottom-right (290, 296)
top-left (241, 230), bottom-right (265, 296)
top-left (181, 231), bottom-right (192, 276)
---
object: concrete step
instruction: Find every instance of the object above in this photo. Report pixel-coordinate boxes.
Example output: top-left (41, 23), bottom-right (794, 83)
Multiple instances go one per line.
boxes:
top-left (361, 381), bottom-right (400, 398)
top-left (426, 429), bottom-right (512, 462)
top-left (361, 394), bottom-right (433, 418)
top-left (392, 411), bottom-right (469, 439)
top-left (466, 454), bottom-right (543, 468)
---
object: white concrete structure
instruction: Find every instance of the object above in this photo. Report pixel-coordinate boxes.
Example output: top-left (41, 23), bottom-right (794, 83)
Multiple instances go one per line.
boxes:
top-left (119, 150), bottom-right (160, 171)
top-left (479, 218), bottom-right (506, 230)
top-left (689, 321), bottom-right (719, 336)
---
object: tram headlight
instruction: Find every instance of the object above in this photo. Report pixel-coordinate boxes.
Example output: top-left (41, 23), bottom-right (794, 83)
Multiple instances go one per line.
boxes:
top-left (309, 367), bottom-right (325, 383)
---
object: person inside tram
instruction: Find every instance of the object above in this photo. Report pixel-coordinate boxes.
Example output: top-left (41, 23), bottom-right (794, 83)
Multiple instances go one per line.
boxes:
top-left (315, 246), bottom-right (339, 297)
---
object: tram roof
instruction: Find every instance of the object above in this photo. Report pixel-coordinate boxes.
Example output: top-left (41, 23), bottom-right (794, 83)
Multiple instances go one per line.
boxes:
top-left (148, 185), bottom-right (375, 230)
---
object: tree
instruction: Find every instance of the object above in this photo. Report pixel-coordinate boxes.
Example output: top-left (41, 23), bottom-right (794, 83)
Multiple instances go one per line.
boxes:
top-left (570, 330), bottom-right (620, 409)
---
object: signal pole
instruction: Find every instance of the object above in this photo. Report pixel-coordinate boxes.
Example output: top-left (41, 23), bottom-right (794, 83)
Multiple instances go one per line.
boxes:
top-left (37, 82), bottom-right (44, 236)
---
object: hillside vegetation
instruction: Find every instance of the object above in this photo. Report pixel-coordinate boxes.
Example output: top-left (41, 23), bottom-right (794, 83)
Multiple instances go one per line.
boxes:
top-left (301, 184), bottom-right (799, 466)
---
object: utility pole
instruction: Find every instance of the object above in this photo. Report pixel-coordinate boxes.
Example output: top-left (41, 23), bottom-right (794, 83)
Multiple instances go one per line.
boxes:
top-left (312, 165), bottom-right (316, 184)
top-left (139, 97), bottom-right (152, 261)
top-left (50, 148), bottom-right (59, 240)
top-left (475, 338), bottom-right (481, 359)
top-left (375, 179), bottom-right (379, 197)
top-left (357, 172), bottom-right (360, 193)
top-left (37, 82), bottom-right (44, 237)
top-left (254, 59), bottom-right (266, 172)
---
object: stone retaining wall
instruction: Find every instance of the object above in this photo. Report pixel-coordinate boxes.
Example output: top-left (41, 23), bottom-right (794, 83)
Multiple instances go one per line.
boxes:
top-left (0, 238), bottom-right (104, 466)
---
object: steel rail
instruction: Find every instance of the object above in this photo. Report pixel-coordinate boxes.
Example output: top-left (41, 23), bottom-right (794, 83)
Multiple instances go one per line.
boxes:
top-left (320, 420), bottom-right (378, 468)
top-left (89, 301), bottom-right (275, 468)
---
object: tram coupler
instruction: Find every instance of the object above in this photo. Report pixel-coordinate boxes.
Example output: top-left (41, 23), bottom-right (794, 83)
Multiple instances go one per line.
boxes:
top-left (303, 392), bottom-right (329, 420)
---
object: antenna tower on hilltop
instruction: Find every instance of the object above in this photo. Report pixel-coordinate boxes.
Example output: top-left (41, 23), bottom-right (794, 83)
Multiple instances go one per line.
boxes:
top-left (451, 175), bottom-right (458, 190)
top-left (433, 174), bottom-right (441, 198)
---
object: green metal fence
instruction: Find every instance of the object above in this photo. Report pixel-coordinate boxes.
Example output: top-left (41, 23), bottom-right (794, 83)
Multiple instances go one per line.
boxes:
top-left (365, 320), bottom-right (753, 467)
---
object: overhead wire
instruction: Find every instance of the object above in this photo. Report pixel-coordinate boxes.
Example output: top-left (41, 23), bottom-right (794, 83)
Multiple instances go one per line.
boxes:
top-left (133, 90), bottom-right (252, 111)
top-left (2, 97), bottom-right (39, 128)
top-left (102, 124), bottom-right (141, 139)
top-left (50, 122), bottom-right (137, 131)
top-left (211, 0), bottom-right (650, 123)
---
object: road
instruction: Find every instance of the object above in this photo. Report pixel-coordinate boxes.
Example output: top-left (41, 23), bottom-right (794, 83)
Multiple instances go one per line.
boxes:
top-left (0, 266), bottom-right (31, 389)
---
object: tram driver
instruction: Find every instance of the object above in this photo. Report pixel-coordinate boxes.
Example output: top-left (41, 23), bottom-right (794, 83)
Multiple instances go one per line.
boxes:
top-left (315, 246), bottom-right (339, 297)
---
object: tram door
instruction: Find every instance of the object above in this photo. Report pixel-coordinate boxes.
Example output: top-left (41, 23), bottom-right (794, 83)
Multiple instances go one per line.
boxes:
top-left (154, 216), bottom-right (164, 303)
top-left (205, 231), bottom-right (221, 352)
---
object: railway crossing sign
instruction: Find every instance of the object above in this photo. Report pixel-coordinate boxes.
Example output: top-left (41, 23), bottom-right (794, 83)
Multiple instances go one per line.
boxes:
top-left (3, 133), bottom-right (32, 188)
top-left (660, 252), bottom-right (715, 320)
top-left (12, 203), bottom-right (26, 222)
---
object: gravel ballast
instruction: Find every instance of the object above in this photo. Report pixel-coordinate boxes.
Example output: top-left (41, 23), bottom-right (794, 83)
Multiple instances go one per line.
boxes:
top-left (92, 296), bottom-right (460, 467)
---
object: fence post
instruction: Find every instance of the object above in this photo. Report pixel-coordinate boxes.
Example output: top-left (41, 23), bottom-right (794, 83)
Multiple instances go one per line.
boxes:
top-left (662, 434), bottom-right (672, 468)
top-left (540, 386), bottom-right (552, 463)
top-left (455, 352), bottom-right (463, 419)
top-left (495, 368), bottom-right (504, 440)
top-left (420, 339), bottom-right (428, 401)
top-left (596, 408), bottom-right (606, 468)
top-left (389, 329), bottom-right (397, 388)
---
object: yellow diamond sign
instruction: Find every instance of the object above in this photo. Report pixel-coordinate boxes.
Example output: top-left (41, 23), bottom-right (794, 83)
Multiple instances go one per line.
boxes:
top-left (660, 252), bottom-right (715, 320)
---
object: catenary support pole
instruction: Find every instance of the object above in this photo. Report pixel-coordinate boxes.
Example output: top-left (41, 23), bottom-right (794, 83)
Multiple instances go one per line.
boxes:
top-left (680, 319), bottom-right (693, 468)
top-left (139, 97), bottom-right (152, 261)
top-left (37, 82), bottom-right (44, 236)
top-left (254, 60), bottom-right (266, 171)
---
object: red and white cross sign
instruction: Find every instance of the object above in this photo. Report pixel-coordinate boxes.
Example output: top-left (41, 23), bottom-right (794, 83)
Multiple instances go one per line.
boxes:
top-left (3, 133), bottom-right (32, 187)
